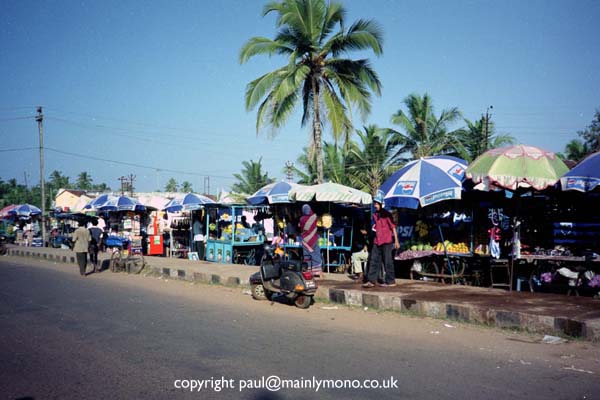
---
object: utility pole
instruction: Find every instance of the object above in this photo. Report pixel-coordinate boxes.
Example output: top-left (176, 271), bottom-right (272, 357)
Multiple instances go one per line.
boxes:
top-left (23, 171), bottom-right (29, 188)
top-left (36, 107), bottom-right (46, 247)
top-left (484, 105), bottom-right (493, 152)
top-left (284, 161), bottom-right (294, 182)
top-left (128, 174), bottom-right (136, 196)
top-left (118, 176), bottom-right (127, 195)
top-left (203, 176), bottom-right (210, 196)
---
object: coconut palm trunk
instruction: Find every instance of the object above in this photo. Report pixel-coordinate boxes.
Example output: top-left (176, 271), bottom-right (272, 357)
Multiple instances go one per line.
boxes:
top-left (312, 77), bottom-right (324, 183)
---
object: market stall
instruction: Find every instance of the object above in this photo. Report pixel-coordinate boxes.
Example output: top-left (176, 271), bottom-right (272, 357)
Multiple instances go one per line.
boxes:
top-left (95, 195), bottom-right (149, 255)
top-left (379, 156), bottom-right (474, 283)
top-left (162, 193), bottom-right (216, 259)
top-left (204, 204), bottom-right (270, 265)
top-left (288, 182), bottom-right (372, 272)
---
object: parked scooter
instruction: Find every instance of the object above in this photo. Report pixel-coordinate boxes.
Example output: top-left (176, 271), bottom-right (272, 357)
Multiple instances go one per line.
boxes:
top-left (249, 245), bottom-right (317, 309)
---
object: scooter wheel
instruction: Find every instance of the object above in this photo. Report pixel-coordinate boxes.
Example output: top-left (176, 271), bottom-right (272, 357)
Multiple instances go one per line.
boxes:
top-left (294, 295), bottom-right (312, 309)
top-left (251, 284), bottom-right (268, 300)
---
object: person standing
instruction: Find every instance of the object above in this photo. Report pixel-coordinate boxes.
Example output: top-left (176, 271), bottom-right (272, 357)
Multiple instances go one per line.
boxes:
top-left (192, 217), bottom-right (205, 260)
top-left (363, 193), bottom-right (399, 288)
top-left (88, 219), bottom-right (103, 272)
top-left (72, 223), bottom-right (91, 276)
top-left (299, 204), bottom-right (323, 278)
top-left (160, 213), bottom-right (171, 257)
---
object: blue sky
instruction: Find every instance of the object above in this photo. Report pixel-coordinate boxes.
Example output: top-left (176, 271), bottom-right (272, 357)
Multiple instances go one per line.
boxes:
top-left (1, 0), bottom-right (599, 194)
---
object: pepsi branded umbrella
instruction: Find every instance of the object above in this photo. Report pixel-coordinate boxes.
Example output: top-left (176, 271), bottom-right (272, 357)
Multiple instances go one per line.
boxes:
top-left (247, 181), bottom-right (305, 205)
top-left (560, 151), bottom-right (600, 192)
top-left (163, 193), bottom-right (215, 212)
top-left (379, 156), bottom-right (467, 209)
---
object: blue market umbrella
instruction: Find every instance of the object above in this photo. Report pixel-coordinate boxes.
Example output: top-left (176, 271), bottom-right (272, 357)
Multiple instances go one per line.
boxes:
top-left (560, 151), bottom-right (600, 192)
top-left (97, 195), bottom-right (146, 212)
top-left (9, 203), bottom-right (41, 217)
top-left (247, 181), bottom-right (305, 205)
top-left (379, 156), bottom-right (468, 209)
top-left (83, 194), bottom-right (117, 210)
top-left (163, 193), bottom-right (215, 212)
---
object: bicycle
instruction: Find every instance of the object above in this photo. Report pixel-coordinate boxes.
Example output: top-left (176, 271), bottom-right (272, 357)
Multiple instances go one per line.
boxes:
top-left (109, 246), bottom-right (145, 274)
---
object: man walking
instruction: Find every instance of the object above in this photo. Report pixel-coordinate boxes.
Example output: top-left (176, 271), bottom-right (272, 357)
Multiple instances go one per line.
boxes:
top-left (72, 223), bottom-right (91, 276)
top-left (363, 192), bottom-right (399, 288)
top-left (88, 219), bottom-right (103, 272)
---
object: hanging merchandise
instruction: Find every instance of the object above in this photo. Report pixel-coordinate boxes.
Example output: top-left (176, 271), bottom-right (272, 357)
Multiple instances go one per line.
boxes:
top-left (488, 226), bottom-right (501, 259)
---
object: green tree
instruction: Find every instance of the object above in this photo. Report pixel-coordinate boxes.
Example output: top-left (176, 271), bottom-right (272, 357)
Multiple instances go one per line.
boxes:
top-left (232, 158), bottom-right (274, 194)
top-left (562, 139), bottom-right (590, 162)
top-left (181, 181), bottom-right (193, 193)
top-left (240, 0), bottom-right (383, 183)
top-left (577, 110), bottom-right (600, 154)
top-left (48, 170), bottom-right (71, 192)
top-left (91, 182), bottom-right (110, 192)
top-left (347, 125), bottom-right (397, 195)
top-left (292, 147), bottom-right (318, 184)
top-left (76, 172), bottom-right (93, 190)
top-left (165, 178), bottom-right (178, 192)
top-left (389, 93), bottom-right (462, 163)
top-left (455, 117), bottom-right (515, 162)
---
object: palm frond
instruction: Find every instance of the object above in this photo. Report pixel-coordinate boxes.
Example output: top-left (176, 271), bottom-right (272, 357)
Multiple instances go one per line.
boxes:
top-left (239, 37), bottom-right (293, 64)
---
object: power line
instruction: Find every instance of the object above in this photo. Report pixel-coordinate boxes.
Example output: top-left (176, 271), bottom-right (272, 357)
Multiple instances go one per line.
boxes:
top-left (0, 147), bottom-right (37, 153)
top-left (0, 116), bottom-right (35, 122)
top-left (44, 146), bottom-right (236, 181)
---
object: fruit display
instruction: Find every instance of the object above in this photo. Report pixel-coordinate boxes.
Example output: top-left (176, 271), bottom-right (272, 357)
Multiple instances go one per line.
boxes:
top-left (433, 241), bottom-right (469, 253)
top-left (400, 239), bottom-right (432, 252)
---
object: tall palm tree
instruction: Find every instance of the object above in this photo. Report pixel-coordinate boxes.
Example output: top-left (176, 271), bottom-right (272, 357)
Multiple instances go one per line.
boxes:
top-left (165, 178), bottom-right (178, 192)
top-left (240, 0), bottom-right (383, 183)
top-left (293, 143), bottom-right (351, 185)
top-left (76, 172), bottom-right (93, 190)
top-left (180, 181), bottom-right (193, 193)
top-left (389, 93), bottom-right (462, 163)
top-left (232, 158), bottom-right (274, 194)
top-left (347, 124), bottom-right (397, 195)
top-left (456, 117), bottom-right (515, 162)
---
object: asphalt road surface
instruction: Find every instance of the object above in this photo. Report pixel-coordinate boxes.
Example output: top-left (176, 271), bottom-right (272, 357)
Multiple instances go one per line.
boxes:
top-left (1, 256), bottom-right (599, 400)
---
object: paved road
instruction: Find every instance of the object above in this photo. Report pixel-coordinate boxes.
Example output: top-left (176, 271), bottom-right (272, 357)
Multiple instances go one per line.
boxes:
top-left (1, 256), bottom-right (598, 400)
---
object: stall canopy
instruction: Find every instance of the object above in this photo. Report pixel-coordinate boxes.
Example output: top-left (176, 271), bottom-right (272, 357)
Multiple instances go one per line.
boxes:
top-left (289, 182), bottom-right (372, 205)
top-left (560, 151), bottom-right (600, 192)
top-left (163, 193), bottom-right (215, 212)
top-left (466, 145), bottom-right (569, 191)
top-left (83, 194), bottom-right (117, 211)
top-left (379, 156), bottom-right (467, 209)
top-left (9, 203), bottom-right (41, 218)
top-left (247, 181), bottom-right (305, 205)
top-left (97, 195), bottom-right (146, 212)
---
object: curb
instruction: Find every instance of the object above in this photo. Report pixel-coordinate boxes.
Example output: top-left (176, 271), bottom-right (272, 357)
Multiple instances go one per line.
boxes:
top-left (324, 286), bottom-right (600, 341)
top-left (6, 247), bottom-right (599, 341)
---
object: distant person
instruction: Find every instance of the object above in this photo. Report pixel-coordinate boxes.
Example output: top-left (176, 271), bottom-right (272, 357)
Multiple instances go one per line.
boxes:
top-left (350, 227), bottom-right (370, 282)
top-left (240, 216), bottom-right (251, 229)
top-left (160, 213), bottom-right (171, 257)
top-left (192, 217), bottom-right (205, 260)
top-left (88, 219), bottom-right (103, 273)
top-left (299, 204), bottom-right (323, 278)
top-left (363, 193), bottom-right (399, 288)
top-left (72, 223), bottom-right (91, 276)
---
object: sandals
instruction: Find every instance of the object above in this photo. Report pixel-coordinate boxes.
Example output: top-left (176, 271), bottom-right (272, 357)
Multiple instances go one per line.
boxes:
top-left (362, 282), bottom-right (375, 288)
